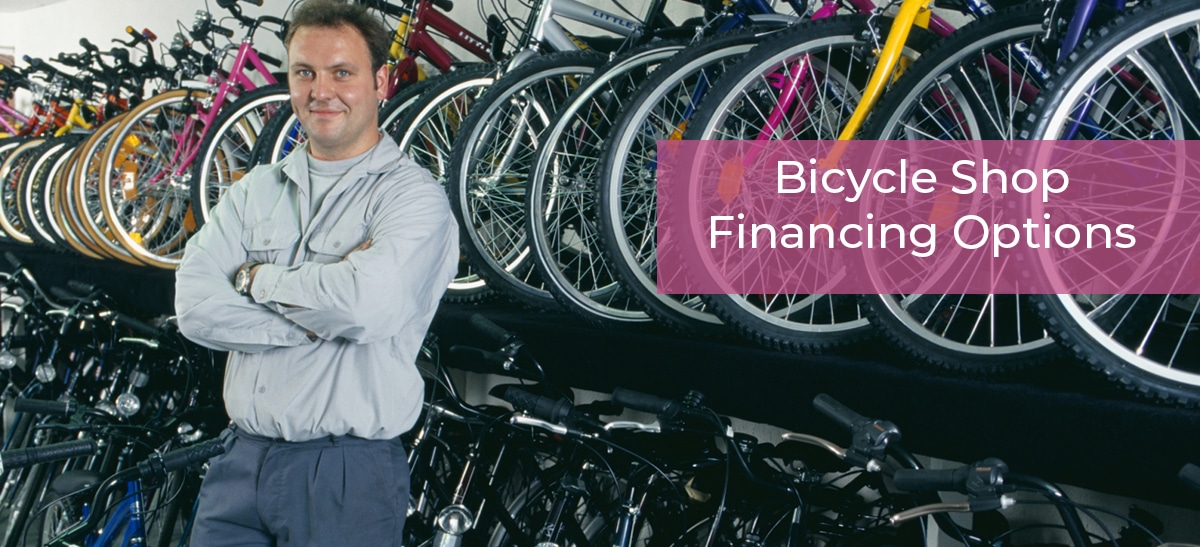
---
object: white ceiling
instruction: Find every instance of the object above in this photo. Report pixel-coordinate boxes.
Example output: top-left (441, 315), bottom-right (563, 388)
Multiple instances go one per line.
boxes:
top-left (0, 0), bottom-right (69, 12)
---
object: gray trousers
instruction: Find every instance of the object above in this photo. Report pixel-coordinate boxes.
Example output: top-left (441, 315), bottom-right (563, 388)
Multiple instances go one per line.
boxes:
top-left (189, 426), bottom-right (410, 546)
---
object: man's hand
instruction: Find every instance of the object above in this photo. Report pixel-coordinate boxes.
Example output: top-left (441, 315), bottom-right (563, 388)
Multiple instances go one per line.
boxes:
top-left (343, 238), bottom-right (372, 261)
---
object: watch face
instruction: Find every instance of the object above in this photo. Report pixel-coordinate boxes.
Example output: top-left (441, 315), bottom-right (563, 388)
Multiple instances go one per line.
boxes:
top-left (235, 269), bottom-right (249, 293)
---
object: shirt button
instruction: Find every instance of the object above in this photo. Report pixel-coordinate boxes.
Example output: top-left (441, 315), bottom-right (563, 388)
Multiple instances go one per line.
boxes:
top-left (259, 290), bottom-right (266, 298)
top-left (258, 386), bottom-right (266, 393)
top-left (333, 241), bottom-right (341, 248)
top-left (264, 238), bottom-right (271, 244)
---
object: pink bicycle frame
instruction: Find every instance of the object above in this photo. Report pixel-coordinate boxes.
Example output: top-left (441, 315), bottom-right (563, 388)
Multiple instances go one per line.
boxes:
top-left (166, 40), bottom-right (278, 180)
top-left (0, 101), bottom-right (30, 134)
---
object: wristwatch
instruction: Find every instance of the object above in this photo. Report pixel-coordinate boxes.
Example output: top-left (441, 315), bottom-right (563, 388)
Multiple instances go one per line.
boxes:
top-left (234, 263), bottom-right (259, 296)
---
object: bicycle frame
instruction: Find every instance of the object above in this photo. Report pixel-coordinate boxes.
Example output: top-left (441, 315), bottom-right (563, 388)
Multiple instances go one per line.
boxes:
top-left (388, 0), bottom-right (494, 95)
top-left (834, 0), bottom-right (1122, 140)
top-left (0, 102), bottom-right (29, 135)
top-left (78, 481), bottom-right (148, 547)
top-left (162, 40), bottom-right (278, 183)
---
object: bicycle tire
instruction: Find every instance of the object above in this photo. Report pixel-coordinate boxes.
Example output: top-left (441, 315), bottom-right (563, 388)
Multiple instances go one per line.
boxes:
top-left (596, 30), bottom-right (780, 336)
top-left (67, 113), bottom-right (144, 265)
top-left (50, 143), bottom-right (105, 260)
top-left (853, 3), bottom-right (1062, 374)
top-left (527, 42), bottom-right (696, 324)
top-left (1017, 0), bottom-right (1200, 405)
top-left (191, 83), bottom-right (291, 229)
top-left (19, 135), bottom-right (83, 251)
top-left (680, 15), bottom-right (936, 352)
top-left (0, 137), bottom-right (46, 244)
top-left (445, 51), bottom-right (607, 310)
top-left (388, 64), bottom-right (499, 303)
top-left (98, 89), bottom-right (209, 269)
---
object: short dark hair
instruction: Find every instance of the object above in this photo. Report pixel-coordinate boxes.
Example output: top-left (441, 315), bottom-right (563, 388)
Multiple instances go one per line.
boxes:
top-left (285, 0), bottom-right (391, 73)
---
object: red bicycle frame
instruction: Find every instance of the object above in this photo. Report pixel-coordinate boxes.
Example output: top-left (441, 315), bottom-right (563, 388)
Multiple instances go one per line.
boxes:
top-left (386, 0), bottom-right (494, 95)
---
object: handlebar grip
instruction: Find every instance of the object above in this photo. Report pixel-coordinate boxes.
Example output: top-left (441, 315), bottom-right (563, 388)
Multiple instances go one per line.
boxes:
top-left (67, 280), bottom-right (96, 295)
top-left (157, 438), bottom-right (226, 472)
top-left (142, 28), bottom-right (158, 42)
top-left (364, 0), bottom-right (409, 18)
top-left (469, 314), bottom-right (517, 346)
top-left (1180, 463), bottom-right (1200, 495)
top-left (1, 439), bottom-right (97, 471)
top-left (245, 0), bottom-right (264, 5)
top-left (110, 312), bottom-right (158, 337)
top-left (213, 24), bottom-right (235, 38)
top-left (14, 398), bottom-right (77, 418)
top-left (893, 467), bottom-right (971, 494)
top-left (495, 386), bottom-right (571, 423)
top-left (49, 287), bottom-right (80, 302)
top-left (258, 52), bottom-right (282, 68)
top-left (611, 387), bottom-right (676, 416)
top-left (80, 38), bottom-right (98, 52)
top-left (812, 394), bottom-right (866, 432)
top-left (5, 252), bottom-right (24, 271)
top-left (432, 0), bottom-right (454, 11)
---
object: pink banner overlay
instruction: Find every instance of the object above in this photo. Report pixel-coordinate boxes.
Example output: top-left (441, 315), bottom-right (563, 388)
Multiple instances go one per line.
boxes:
top-left (656, 140), bottom-right (1200, 294)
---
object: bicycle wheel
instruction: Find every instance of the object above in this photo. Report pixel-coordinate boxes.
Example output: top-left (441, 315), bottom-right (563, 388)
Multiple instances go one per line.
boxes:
top-left (388, 64), bottom-right (499, 303)
top-left (50, 143), bottom-right (105, 260)
top-left (98, 89), bottom-right (209, 269)
top-left (191, 83), bottom-right (290, 229)
top-left (446, 51), bottom-right (607, 310)
top-left (1019, 0), bottom-right (1200, 405)
top-left (853, 3), bottom-right (1061, 374)
top-left (249, 103), bottom-right (300, 167)
top-left (528, 43), bottom-right (695, 324)
top-left (0, 137), bottom-right (46, 244)
top-left (596, 30), bottom-right (779, 336)
top-left (68, 114), bottom-right (144, 265)
top-left (19, 135), bottom-right (83, 250)
top-left (680, 15), bottom-right (934, 352)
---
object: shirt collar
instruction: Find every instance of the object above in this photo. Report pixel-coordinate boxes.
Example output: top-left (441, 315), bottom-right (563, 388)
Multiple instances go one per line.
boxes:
top-left (279, 132), bottom-right (404, 195)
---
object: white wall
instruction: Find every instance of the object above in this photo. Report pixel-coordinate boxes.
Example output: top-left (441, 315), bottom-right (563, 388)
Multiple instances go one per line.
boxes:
top-left (1, 0), bottom-right (704, 114)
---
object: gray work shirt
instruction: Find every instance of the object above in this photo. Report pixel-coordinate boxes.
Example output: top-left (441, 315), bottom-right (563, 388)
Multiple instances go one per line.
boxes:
top-left (174, 135), bottom-right (458, 442)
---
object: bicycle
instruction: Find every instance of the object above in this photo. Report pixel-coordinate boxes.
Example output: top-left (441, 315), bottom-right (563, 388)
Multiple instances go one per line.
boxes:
top-left (95, 0), bottom-right (289, 268)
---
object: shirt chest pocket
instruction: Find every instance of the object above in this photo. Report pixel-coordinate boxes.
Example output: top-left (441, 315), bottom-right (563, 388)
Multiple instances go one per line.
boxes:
top-left (242, 223), bottom-right (300, 264)
top-left (306, 222), bottom-right (368, 262)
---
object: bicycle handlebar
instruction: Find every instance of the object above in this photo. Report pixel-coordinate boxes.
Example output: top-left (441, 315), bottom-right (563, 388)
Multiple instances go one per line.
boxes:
top-left (1180, 463), bottom-right (1200, 496)
top-left (14, 397), bottom-right (77, 418)
top-left (813, 393), bottom-right (866, 432)
top-left (137, 437), bottom-right (226, 478)
top-left (5, 251), bottom-right (24, 271)
top-left (1, 439), bottom-right (97, 474)
top-left (611, 387), bottom-right (678, 417)
top-left (469, 314), bottom-right (518, 346)
top-left (493, 385), bottom-right (572, 423)
top-left (46, 438), bottom-right (226, 547)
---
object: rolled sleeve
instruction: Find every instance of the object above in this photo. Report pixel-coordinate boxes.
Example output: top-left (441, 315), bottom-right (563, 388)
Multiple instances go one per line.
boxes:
top-left (252, 178), bottom-right (458, 344)
top-left (174, 175), bottom-right (315, 353)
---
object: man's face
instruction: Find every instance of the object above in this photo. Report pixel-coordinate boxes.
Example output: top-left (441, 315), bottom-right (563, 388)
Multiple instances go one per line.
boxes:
top-left (287, 24), bottom-right (387, 161)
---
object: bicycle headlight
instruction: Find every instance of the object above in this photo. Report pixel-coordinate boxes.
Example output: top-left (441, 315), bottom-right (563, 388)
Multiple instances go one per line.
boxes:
top-left (0, 350), bottom-right (17, 370)
top-left (115, 393), bottom-right (141, 417)
top-left (34, 362), bottom-right (55, 383)
top-left (434, 505), bottom-right (473, 535)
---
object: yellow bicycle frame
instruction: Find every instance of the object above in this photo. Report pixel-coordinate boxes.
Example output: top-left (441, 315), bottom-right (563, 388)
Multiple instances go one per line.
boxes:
top-left (53, 97), bottom-right (95, 137)
top-left (836, 0), bottom-right (934, 141)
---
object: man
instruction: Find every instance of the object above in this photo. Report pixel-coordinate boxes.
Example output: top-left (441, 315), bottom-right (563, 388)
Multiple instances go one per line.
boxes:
top-left (174, 0), bottom-right (457, 544)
